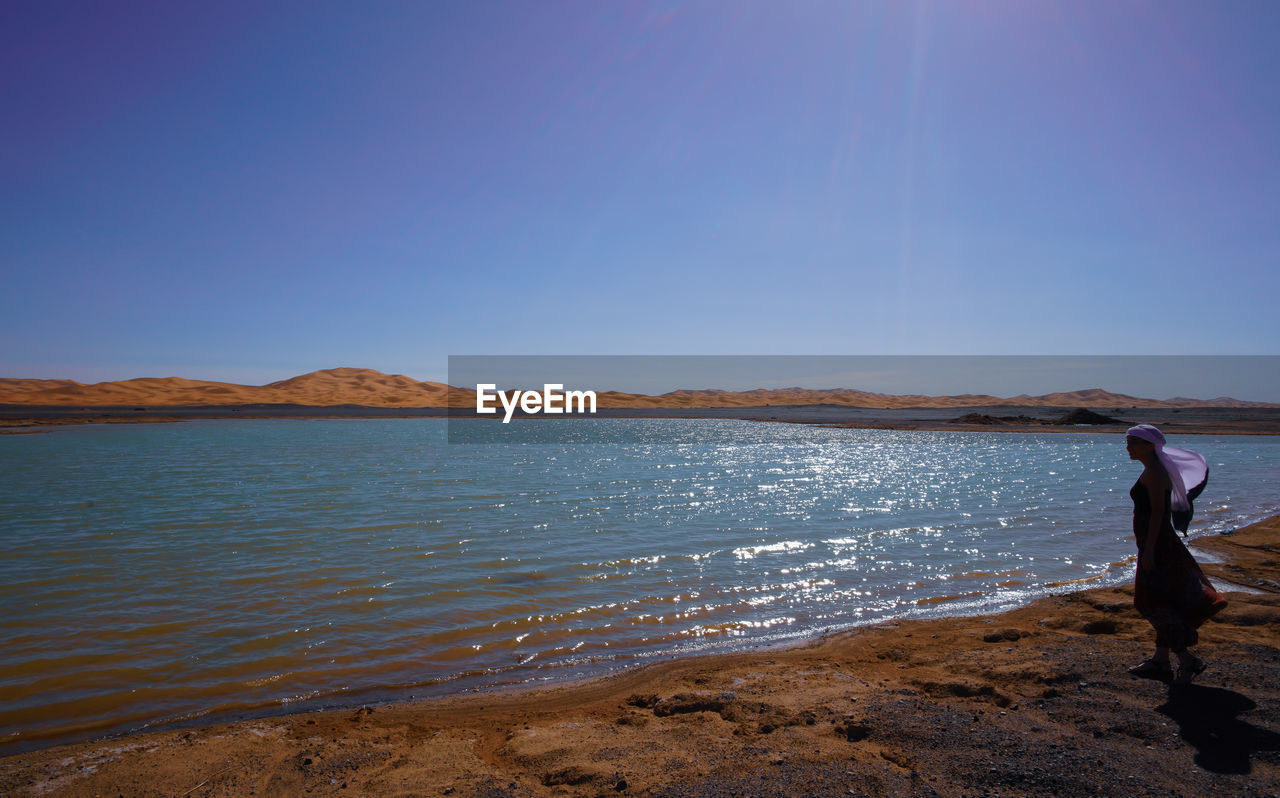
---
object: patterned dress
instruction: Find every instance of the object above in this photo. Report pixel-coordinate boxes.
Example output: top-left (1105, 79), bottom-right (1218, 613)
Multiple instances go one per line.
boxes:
top-left (1131, 480), bottom-right (1227, 651)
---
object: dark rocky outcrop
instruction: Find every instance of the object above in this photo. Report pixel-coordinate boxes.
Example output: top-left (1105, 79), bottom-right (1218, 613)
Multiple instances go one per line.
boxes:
top-left (1053, 408), bottom-right (1126, 425)
top-left (954, 413), bottom-right (1043, 425)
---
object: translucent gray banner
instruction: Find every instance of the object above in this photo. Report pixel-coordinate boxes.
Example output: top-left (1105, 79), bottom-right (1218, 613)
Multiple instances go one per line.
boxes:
top-left (445, 355), bottom-right (1280, 444)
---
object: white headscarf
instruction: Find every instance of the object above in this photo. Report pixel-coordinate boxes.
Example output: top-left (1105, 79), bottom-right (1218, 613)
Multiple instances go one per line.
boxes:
top-left (1125, 424), bottom-right (1208, 515)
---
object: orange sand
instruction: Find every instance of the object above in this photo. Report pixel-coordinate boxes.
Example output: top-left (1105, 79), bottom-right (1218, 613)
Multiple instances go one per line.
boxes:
top-left (2, 368), bottom-right (1274, 410)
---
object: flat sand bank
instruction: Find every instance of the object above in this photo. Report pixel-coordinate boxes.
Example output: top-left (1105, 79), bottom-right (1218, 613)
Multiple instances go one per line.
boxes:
top-left (5, 403), bottom-right (1280, 435)
top-left (3, 517), bottom-right (1278, 797)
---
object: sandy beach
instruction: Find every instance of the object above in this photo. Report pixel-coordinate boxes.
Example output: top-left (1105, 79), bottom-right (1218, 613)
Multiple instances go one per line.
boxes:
top-left (3, 514), bottom-right (1277, 797)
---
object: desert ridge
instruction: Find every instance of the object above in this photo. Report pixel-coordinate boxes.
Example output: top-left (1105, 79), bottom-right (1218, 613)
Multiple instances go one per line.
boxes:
top-left (0, 368), bottom-right (472, 408)
top-left (0, 367), bottom-right (1276, 409)
top-left (591, 387), bottom-right (1272, 409)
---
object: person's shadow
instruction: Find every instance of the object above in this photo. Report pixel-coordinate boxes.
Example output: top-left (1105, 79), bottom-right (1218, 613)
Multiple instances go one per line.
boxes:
top-left (1156, 685), bottom-right (1280, 774)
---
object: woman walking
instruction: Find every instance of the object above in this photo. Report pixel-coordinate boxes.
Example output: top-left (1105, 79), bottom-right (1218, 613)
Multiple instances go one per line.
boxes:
top-left (1124, 424), bottom-right (1227, 685)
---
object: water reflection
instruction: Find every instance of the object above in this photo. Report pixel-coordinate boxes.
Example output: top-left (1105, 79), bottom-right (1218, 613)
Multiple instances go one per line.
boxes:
top-left (0, 420), bottom-right (1275, 754)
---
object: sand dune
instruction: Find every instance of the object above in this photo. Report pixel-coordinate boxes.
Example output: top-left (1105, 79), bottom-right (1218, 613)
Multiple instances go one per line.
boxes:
top-left (0, 368), bottom-right (472, 408)
top-left (261, 368), bottom-right (462, 407)
top-left (0, 368), bottom-right (1274, 409)
top-left (598, 385), bottom-right (1272, 410)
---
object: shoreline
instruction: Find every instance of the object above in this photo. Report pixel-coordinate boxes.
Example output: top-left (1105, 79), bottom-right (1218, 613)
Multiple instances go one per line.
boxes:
top-left (5, 403), bottom-right (1280, 436)
top-left (4, 517), bottom-right (1278, 796)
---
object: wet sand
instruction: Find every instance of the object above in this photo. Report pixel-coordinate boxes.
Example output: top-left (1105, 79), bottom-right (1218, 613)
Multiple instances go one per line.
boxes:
top-left (3, 516), bottom-right (1278, 797)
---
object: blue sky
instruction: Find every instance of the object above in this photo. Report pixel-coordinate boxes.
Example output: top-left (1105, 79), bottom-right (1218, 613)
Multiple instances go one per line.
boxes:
top-left (2, 1), bottom-right (1278, 395)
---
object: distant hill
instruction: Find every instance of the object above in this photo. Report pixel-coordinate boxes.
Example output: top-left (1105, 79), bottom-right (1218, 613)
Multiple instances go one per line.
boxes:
top-left (0, 368), bottom-right (469, 408)
top-left (0, 369), bottom-right (1274, 409)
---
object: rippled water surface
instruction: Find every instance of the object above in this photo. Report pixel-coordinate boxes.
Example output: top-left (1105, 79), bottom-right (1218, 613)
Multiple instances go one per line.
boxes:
top-left (2, 419), bottom-right (1277, 753)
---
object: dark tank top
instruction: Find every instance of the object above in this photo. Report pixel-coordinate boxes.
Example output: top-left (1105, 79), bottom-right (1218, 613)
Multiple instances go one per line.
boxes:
top-left (1131, 479), bottom-right (1175, 546)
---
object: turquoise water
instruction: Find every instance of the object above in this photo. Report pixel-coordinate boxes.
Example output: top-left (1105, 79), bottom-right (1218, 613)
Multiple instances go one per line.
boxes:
top-left (1, 419), bottom-right (1276, 754)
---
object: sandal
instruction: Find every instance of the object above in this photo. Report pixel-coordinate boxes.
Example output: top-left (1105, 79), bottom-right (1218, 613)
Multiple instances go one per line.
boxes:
top-left (1127, 658), bottom-right (1173, 680)
top-left (1172, 657), bottom-right (1207, 686)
